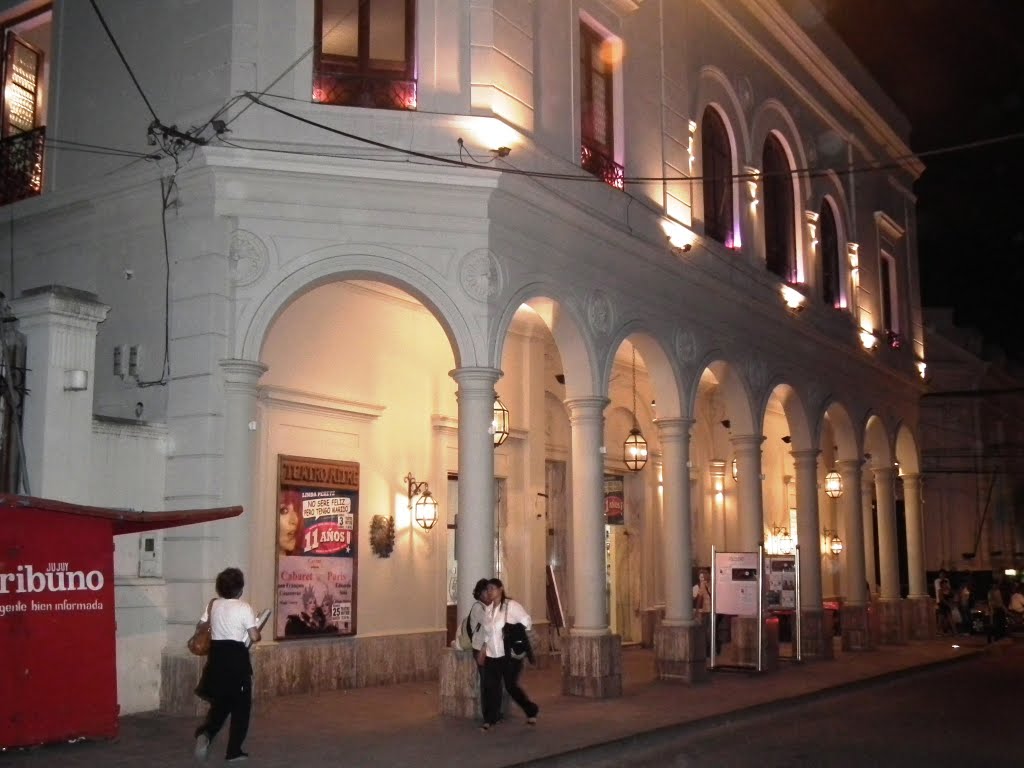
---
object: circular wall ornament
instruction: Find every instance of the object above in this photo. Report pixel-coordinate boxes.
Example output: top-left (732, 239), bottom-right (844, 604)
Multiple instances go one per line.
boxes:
top-left (458, 249), bottom-right (503, 302)
top-left (675, 328), bottom-right (697, 364)
top-left (586, 289), bottom-right (614, 337)
top-left (229, 229), bottom-right (269, 287)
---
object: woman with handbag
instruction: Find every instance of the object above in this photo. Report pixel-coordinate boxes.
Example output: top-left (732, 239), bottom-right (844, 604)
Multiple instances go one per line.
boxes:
top-left (193, 567), bottom-right (262, 762)
top-left (475, 578), bottom-right (539, 731)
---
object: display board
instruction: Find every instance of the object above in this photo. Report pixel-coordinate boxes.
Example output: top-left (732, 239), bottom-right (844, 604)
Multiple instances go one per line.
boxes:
top-left (766, 555), bottom-right (796, 610)
top-left (275, 455), bottom-right (359, 640)
top-left (713, 550), bottom-right (760, 617)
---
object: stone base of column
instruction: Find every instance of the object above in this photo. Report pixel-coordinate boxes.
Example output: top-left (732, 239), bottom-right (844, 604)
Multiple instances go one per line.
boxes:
top-left (904, 597), bottom-right (933, 641)
top-left (877, 599), bottom-right (906, 644)
top-left (654, 624), bottom-right (709, 683)
top-left (561, 633), bottom-right (622, 698)
top-left (439, 648), bottom-right (481, 719)
top-left (717, 617), bottom-right (778, 671)
top-left (840, 604), bottom-right (875, 651)
top-left (799, 609), bottom-right (834, 660)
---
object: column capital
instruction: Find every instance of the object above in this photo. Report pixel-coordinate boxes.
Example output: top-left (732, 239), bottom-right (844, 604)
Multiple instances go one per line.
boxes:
top-left (730, 433), bottom-right (765, 450)
top-left (790, 448), bottom-right (821, 465)
top-left (449, 366), bottom-right (502, 391)
top-left (901, 472), bottom-right (921, 485)
top-left (220, 358), bottom-right (268, 386)
top-left (873, 466), bottom-right (896, 483)
top-left (564, 396), bottom-right (609, 420)
top-left (836, 459), bottom-right (863, 475)
top-left (655, 417), bottom-right (694, 441)
top-left (12, 285), bottom-right (110, 328)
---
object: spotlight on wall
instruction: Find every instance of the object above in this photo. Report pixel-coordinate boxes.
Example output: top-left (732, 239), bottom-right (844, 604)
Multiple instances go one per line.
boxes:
top-left (405, 473), bottom-right (439, 530)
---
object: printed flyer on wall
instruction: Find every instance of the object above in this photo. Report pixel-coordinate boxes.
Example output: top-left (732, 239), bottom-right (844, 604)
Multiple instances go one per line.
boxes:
top-left (275, 455), bottom-right (359, 639)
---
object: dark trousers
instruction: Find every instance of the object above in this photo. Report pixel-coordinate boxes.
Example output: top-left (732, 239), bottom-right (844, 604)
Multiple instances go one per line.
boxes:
top-left (196, 677), bottom-right (252, 758)
top-left (481, 656), bottom-right (537, 725)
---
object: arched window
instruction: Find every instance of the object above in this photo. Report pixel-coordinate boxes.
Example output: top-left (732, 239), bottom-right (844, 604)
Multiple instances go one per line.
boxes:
top-left (820, 200), bottom-right (841, 307)
top-left (701, 107), bottom-right (733, 245)
top-left (762, 134), bottom-right (795, 281)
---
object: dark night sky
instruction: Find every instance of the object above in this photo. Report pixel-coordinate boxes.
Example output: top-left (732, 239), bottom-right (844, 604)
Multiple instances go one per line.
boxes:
top-left (816, 0), bottom-right (1024, 361)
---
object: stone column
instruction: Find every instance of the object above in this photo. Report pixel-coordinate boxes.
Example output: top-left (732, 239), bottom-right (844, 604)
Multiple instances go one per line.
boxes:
top-left (861, 468), bottom-right (877, 597)
top-left (562, 396), bottom-right (621, 698)
top-left (874, 466), bottom-right (904, 643)
top-left (218, 359), bottom-right (268, 575)
top-left (654, 418), bottom-right (706, 682)
top-left (731, 435), bottom-right (765, 550)
top-left (838, 460), bottom-right (871, 650)
top-left (441, 367), bottom-right (500, 718)
top-left (793, 449), bottom-right (830, 659)
top-left (12, 286), bottom-right (110, 501)
top-left (902, 473), bottom-right (931, 639)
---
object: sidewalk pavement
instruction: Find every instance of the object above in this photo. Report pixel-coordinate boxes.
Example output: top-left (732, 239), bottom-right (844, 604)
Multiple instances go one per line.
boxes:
top-left (1, 636), bottom-right (994, 767)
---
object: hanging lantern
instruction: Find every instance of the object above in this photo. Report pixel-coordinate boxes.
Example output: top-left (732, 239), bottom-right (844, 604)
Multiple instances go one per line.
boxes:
top-left (492, 397), bottom-right (509, 447)
top-left (824, 469), bottom-right (843, 498)
top-left (624, 427), bottom-right (648, 472)
top-left (778, 527), bottom-right (793, 555)
top-left (623, 347), bottom-right (647, 472)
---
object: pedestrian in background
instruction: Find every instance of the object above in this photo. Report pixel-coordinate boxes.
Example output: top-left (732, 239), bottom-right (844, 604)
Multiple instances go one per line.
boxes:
top-left (194, 567), bottom-right (262, 762)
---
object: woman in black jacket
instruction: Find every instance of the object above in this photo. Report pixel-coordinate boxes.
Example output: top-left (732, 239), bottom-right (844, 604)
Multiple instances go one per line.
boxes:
top-left (193, 567), bottom-right (262, 762)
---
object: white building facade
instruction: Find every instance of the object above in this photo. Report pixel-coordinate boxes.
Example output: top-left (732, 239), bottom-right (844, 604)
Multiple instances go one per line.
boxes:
top-left (0, 0), bottom-right (930, 714)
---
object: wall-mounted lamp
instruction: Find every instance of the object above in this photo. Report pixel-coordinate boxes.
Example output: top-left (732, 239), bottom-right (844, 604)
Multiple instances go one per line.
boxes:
top-left (780, 284), bottom-right (805, 312)
top-left (767, 523), bottom-right (793, 555)
top-left (64, 369), bottom-right (89, 391)
top-left (405, 473), bottom-right (439, 530)
top-left (661, 218), bottom-right (696, 254)
top-left (859, 329), bottom-right (878, 350)
top-left (823, 528), bottom-right (843, 557)
top-left (492, 397), bottom-right (510, 447)
top-left (731, 457), bottom-right (739, 482)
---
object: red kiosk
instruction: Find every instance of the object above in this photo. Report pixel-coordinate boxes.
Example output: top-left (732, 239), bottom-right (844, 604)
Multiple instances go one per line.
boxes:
top-left (0, 494), bottom-right (241, 749)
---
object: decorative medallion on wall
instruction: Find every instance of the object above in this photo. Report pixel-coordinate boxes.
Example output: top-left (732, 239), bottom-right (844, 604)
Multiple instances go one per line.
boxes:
top-left (743, 355), bottom-right (772, 404)
top-left (674, 328), bottom-right (698, 364)
top-left (369, 514), bottom-right (396, 558)
top-left (229, 229), bottom-right (270, 287)
top-left (458, 249), bottom-right (503, 302)
top-left (586, 289), bottom-right (614, 337)
top-left (736, 76), bottom-right (754, 114)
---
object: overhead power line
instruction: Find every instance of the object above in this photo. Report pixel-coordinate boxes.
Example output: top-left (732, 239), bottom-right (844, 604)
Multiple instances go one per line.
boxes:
top-left (88, 0), bottom-right (159, 124)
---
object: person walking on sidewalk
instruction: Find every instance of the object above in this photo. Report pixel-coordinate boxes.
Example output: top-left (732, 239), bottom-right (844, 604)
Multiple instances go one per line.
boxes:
top-left (476, 578), bottom-right (539, 731)
top-left (193, 567), bottom-right (262, 762)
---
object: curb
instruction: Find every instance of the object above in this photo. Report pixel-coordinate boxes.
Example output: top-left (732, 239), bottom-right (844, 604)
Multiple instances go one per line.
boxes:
top-left (503, 645), bottom-right (988, 768)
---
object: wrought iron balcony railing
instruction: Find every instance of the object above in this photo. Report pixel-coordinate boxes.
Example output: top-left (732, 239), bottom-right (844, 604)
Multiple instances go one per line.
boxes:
top-left (313, 70), bottom-right (417, 111)
top-left (581, 140), bottom-right (624, 189)
top-left (0, 127), bottom-right (44, 206)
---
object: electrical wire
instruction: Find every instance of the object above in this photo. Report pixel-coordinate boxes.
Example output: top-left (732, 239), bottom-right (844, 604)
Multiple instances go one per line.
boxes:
top-left (88, 0), bottom-right (159, 124)
top-left (135, 175), bottom-right (173, 388)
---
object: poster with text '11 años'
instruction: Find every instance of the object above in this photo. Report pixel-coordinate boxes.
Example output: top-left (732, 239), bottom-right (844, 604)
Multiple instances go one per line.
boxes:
top-left (275, 455), bottom-right (359, 640)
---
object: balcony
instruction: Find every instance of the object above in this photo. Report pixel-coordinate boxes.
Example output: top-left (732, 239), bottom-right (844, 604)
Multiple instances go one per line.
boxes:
top-left (581, 140), bottom-right (624, 189)
top-left (0, 127), bottom-right (44, 206)
top-left (313, 70), bottom-right (417, 111)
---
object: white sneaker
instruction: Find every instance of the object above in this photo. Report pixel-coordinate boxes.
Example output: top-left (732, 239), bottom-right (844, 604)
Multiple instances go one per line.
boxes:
top-left (194, 733), bottom-right (209, 761)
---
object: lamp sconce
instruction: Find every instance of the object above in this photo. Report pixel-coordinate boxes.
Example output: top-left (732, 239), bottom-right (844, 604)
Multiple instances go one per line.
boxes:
top-left (64, 369), bottom-right (89, 391)
top-left (731, 457), bottom-right (739, 482)
top-left (767, 523), bottom-right (793, 555)
top-left (780, 284), bottom-right (806, 313)
top-left (823, 528), bottom-right (843, 557)
top-left (405, 473), bottom-right (439, 530)
top-left (492, 397), bottom-right (510, 447)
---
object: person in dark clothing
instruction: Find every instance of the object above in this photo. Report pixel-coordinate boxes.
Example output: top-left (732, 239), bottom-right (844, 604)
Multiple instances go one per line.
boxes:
top-left (194, 567), bottom-right (262, 762)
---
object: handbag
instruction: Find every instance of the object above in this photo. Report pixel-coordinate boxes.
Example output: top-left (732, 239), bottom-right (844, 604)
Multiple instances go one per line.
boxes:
top-left (187, 598), bottom-right (216, 656)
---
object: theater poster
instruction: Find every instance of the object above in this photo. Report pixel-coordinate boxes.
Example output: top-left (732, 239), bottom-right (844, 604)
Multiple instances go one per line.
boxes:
top-left (603, 474), bottom-right (624, 525)
top-left (275, 455), bottom-right (358, 640)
